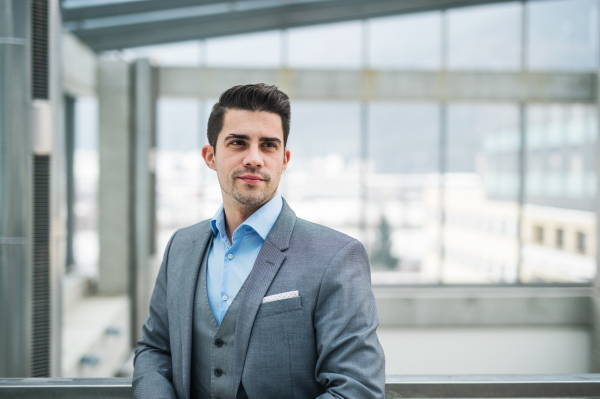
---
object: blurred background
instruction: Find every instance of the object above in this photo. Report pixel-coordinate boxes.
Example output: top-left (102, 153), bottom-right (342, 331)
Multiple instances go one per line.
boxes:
top-left (1, 0), bottom-right (599, 381)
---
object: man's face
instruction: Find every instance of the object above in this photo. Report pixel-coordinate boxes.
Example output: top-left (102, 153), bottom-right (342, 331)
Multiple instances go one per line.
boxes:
top-left (202, 109), bottom-right (290, 208)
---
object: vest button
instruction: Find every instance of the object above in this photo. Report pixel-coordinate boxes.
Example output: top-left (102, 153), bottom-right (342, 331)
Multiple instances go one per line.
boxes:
top-left (215, 338), bottom-right (224, 347)
top-left (214, 368), bottom-right (223, 377)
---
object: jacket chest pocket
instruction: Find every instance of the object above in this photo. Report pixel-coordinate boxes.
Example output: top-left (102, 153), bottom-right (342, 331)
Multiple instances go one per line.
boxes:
top-left (255, 295), bottom-right (302, 319)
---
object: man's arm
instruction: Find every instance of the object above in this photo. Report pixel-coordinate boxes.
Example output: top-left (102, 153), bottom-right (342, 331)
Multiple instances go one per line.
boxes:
top-left (132, 233), bottom-right (178, 399)
top-left (314, 239), bottom-right (386, 399)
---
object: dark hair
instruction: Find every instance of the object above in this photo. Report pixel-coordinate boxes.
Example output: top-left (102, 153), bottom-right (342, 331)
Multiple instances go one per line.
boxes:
top-left (207, 83), bottom-right (291, 152)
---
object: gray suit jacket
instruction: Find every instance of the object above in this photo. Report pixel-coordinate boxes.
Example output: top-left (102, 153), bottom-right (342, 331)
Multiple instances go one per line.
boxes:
top-left (133, 199), bottom-right (385, 399)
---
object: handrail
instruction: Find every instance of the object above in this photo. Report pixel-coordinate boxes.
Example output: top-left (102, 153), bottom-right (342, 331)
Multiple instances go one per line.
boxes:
top-left (386, 374), bottom-right (600, 398)
top-left (0, 375), bottom-right (599, 398)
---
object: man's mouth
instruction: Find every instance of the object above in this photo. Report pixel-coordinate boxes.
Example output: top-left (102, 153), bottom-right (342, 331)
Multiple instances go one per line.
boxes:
top-left (238, 174), bottom-right (264, 185)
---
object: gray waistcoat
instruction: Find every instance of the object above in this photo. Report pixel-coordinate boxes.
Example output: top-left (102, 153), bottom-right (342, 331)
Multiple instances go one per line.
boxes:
top-left (191, 243), bottom-right (249, 399)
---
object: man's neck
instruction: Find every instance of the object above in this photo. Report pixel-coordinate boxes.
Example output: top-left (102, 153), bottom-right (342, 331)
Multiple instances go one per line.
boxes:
top-left (221, 192), bottom-right (276, 244)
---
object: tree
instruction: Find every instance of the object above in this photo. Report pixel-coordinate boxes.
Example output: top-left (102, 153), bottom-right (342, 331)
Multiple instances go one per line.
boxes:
top-left (370, 215), bottom-right (399, 270)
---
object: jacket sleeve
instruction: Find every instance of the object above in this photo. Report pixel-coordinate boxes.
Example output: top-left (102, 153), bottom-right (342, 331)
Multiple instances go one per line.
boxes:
top-left (313, 239), bottom-right (386, 399)
top-left (132, 232), bottom-right (178, 399)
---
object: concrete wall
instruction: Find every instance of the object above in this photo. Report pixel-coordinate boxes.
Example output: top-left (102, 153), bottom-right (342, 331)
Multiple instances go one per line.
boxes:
top-left (380, 326), bottom-right (591, 374)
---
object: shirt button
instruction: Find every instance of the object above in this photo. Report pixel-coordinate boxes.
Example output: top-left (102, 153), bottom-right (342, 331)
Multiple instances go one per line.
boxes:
top-left (222, 295), bottom-right (228, 301)
top-left (214, 368), bottom-right (223, 377)
top-left (227, 253), bottom-right (234, 260)
top-left (215, 338), bottom-right (224, 347)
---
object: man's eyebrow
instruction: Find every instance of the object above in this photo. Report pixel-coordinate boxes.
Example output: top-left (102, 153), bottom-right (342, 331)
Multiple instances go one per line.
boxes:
top-left (223, 134), bottom-right (250, 141)
top-left (223, 134), bottom-right (282, 144)
top-left (259, 137), bottom-right (281, 144)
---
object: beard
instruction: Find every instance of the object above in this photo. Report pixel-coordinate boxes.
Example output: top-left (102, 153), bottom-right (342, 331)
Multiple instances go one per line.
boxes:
top-left (220, 167), bottom-right (277, 207)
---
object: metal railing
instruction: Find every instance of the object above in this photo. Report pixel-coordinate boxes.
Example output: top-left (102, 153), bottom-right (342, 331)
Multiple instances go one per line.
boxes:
top-left (1, 375), bottom-right (599, 398)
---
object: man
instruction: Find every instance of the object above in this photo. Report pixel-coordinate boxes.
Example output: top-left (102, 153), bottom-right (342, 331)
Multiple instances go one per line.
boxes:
top-left (133, 84), bottom-right (385, 399)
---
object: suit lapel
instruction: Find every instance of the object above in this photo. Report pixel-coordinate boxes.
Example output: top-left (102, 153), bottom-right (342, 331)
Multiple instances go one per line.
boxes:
top-left (233, 199), bottom-right (296, 392)
top-left (178, 225), bottom-right (213, 399)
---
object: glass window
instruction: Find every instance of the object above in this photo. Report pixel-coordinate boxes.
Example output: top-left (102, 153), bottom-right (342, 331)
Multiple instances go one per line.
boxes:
top-left (443, 104), bottom-right (520, 283)
top-left (288, 21), bottom-right (362, 69)
top-left (206, 30), bottom-right (281, 68)
top-left (119, 40), bottom-right (203, 66)
top-left (556, 228), bottom-right (564, 248)
top-left (522, 104), bottom-right (597, 283)
top-left (369, 12), bottom-right (441, 70)
top-left (528, 0), bottom-right (598, 70)
top-left (156, 98), bottom-right (207, 250)
top-left (368, 103), bottom-right (439, 283)
top-left (448, 2), bottom-right (521, 70)
top-left (525, 105), bottom-right (597, 210)
top-left (534, 225), bottom-right (544, 244)
top-left (283, 101), bottom-right (361, 239)
top-left (369, 103), bottom-right (439, 174)
top-left (577, 231), bottom-right (587, 253)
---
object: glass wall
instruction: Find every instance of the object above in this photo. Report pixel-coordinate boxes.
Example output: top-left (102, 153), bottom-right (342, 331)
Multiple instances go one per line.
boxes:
top-left (527, 0), bottom-right (598, 70)
top-left (447, 2), bottom-right (521, 70)
top-left (441, 104), bottom-right (520, 283)
top-left (283, 101), bottom-right (362, 238)
top-left (522, 104), bottom-right (597, 282)
top-left (122, 0), bottom-right (598, 285)
top-left (367, 103), bottom-right (439, 283)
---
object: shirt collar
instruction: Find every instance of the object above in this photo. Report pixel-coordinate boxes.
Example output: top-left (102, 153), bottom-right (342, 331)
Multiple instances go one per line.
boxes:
top-left (210, 192), bottom-right (283, 241)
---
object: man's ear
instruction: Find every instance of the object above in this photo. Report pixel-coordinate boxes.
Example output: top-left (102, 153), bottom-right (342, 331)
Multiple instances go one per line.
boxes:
top-left (202, 144), bottom-right (217, 171)
top-left (282, 148), bottom-right (291, 173)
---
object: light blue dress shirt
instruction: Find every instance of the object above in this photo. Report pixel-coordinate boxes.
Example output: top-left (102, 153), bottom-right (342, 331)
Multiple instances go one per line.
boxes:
top-left (207, 192), bottom-right (283, 325)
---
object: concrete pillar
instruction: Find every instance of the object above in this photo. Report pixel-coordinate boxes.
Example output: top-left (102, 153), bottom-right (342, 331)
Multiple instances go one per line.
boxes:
top-left (98, 60), bottom-right (132, 295)
top-left (593, 0), bottom-right (600, 373)
top-left (1, 0), bottom-right (64, 377)
top-left (98, 58), bottom-right (157, 346)
top-left (0, 0), bottom-right (32, 378)
top-left (593, 8), bottom-right (600, 368)
top-left (131, 59), bottom-right (158, 345)
top-left (64, 95), bottom-right (75, 271)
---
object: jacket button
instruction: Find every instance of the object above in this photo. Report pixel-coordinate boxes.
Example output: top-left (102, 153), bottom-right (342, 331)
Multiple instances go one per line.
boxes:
top-left (215, 338), bottom-right (224, 347)
top-left (214, 368), bottom-right (223, 377)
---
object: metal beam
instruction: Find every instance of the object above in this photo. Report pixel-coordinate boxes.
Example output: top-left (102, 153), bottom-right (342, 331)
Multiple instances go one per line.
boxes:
top-left (61, 0), bottom-right (242, 22)
top-left (158, 67), bottom-right (596, 103)
top-left (67, 0), bottom-right (515, 51)
top-left (62, 31), bottom-right (97, 96)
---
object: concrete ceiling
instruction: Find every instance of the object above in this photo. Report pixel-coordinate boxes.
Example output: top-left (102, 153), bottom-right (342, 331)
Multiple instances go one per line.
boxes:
top-left (62, 0), bottom-right (514, 51)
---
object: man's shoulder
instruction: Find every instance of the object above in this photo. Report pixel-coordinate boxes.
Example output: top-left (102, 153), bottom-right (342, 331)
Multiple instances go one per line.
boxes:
top-left (291, 217), bottom-right (361, 251)
top-left (170, 219), bottom-right (212, 245)
top-left (286, 217), bottom-right (370, 278)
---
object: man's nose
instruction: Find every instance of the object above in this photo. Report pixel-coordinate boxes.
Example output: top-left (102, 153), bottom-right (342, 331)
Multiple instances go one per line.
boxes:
top-left (243, 144), bottom-right (264, 168)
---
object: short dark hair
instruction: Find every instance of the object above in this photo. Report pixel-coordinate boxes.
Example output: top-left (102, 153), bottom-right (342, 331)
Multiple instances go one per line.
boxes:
top-left (207, 83), bottom-right (291, 152)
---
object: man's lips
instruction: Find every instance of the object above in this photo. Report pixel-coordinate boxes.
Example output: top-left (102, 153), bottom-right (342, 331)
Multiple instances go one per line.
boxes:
top-left (238, 175), bottom-right (264, 184)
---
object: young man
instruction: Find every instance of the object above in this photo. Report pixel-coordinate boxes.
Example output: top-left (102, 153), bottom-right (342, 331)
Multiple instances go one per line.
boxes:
top-left (133, 84), bottom-right (385, 399)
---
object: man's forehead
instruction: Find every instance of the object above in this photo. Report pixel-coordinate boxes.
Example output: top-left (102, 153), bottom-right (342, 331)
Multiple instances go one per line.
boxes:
top-left (221, 109), bottom-right (283, 138)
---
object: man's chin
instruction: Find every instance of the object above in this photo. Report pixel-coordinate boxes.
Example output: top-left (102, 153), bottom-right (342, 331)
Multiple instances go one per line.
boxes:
top-left (232, 191), bottom-right (270, 207)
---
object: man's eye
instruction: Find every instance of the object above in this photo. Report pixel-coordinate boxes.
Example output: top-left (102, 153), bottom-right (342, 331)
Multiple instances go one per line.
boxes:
top-left (263, 142), bottom-right (277, 148)
top-left (231, 140), bottom-right (245, 146)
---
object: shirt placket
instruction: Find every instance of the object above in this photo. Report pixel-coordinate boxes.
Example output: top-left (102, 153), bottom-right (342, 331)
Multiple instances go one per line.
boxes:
top-left (218, 229), bottom-right (249, 321)
top-left (219, 233), bottom-right (232, 321)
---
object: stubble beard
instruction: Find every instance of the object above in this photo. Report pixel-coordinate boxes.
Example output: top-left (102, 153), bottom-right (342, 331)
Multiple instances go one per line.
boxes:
top-left (220, 167), bottom-right (277, 207)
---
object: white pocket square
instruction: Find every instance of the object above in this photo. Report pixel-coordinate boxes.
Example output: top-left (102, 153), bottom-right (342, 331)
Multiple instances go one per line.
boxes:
top-left (262, 290), bottom-right (299, 303)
